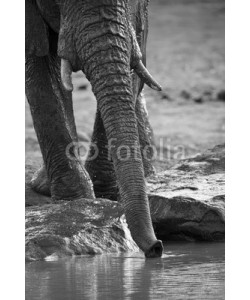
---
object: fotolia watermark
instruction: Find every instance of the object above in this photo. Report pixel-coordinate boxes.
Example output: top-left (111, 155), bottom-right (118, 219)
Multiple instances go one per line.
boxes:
top-left (65, 138), bottom-right (187, 162)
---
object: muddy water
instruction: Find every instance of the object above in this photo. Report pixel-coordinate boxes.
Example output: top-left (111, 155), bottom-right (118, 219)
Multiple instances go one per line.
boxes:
top-left (26, 243), bottom-right (224, 300)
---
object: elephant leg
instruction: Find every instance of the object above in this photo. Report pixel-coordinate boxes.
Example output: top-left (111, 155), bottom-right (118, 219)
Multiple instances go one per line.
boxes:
top-left (85, 110), bottom-right (118, 200)
top-left (30, 90), bottom-right (77, 196)
top-left (29, 56), bottom-right (78, 197)
top-left (136, 93), bottom-right (156, 177)
top-left (85, 93), bottom-right (155, 202)
top-left (26, 54), bottom-right (94, 200)
top-left (132, 70), bottom-right (156, 177)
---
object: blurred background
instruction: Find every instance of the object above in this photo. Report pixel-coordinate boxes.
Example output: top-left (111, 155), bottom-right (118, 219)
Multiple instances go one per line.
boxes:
top-left (25, 0), bottom-right (225, 170)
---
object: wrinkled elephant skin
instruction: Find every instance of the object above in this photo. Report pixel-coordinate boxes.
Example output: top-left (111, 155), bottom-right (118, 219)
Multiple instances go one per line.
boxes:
top-left (25, 0), bottom-right (163, 257)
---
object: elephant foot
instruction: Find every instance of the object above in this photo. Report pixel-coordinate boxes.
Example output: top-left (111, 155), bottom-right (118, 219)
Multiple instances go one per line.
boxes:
top-left (85, 162), bottom-right (119, 201)
top-left (30, 165), bottom-right (51, 196)
top-left (51, 162), bottom-right (95, 201)
top-left (30, 162), bottom-right (95, 201)
top-left (93, 179), bottom-right (119, 201)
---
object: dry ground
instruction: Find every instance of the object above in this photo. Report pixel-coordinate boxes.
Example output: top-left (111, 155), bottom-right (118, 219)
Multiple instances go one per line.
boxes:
top-left (25, 0), bottom-right (225, 171)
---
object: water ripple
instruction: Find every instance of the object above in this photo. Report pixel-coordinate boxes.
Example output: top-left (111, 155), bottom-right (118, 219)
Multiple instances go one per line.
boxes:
top-left (26, 243), bottom-right (224, 300)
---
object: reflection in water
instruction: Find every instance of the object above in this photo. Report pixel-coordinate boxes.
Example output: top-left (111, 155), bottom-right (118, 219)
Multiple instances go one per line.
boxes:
top-left (26, 243), bottom-right (224, 300)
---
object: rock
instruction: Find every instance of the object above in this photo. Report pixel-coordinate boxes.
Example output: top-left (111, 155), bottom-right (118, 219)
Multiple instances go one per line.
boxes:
top-left (25, 145), bottom-right (225, 260)
top-left (147, 144), bottom-right (225, 241)
top-left (202, 90), bottom-right (213, 102)
top-left (192, 90), bottom-right (218, 103)
top-left (25, 163), bottom-right (138, 261)
top-left (180, 90), bottom-right (191, 100)
top-left (26, 198), bottom-right (138, 261)
top-left (217, 90), bottom-right (225, 102)
top-left (193, 96), bottom-right (203, 104)
top-left (160, 91), bottom-right (173, 101)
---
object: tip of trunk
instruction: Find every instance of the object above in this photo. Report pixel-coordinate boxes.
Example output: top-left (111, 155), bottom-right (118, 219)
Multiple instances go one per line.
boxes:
top-left (144, 240), bottom-right (163, 258)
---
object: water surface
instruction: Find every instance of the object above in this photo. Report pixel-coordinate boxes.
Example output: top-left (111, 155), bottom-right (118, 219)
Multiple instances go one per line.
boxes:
top-left (26, 243), bottom-right (224, 300)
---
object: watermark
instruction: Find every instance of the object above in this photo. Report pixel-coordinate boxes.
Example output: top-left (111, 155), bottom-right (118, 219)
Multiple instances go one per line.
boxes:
top-left (66, 137), bottom-right (187, 162)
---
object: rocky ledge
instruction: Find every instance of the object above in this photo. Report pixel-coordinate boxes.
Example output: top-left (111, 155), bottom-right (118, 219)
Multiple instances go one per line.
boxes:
top-left (148, 144), bottom-right (225, 241)
top-left (26, 144), bottom-right (225, 261)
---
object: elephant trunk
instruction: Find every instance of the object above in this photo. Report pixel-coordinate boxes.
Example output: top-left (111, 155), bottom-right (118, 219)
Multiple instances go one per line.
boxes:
top-left (60, 0), bottom-right (163, 257)
top-left (92, 70), bottom-right (162, 256)
top-left (81, 10), bottom-right (162, 258)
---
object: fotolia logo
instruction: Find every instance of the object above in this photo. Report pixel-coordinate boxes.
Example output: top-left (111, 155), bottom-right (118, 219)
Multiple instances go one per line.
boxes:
top-left (65, 138), bottom-right (186, 162)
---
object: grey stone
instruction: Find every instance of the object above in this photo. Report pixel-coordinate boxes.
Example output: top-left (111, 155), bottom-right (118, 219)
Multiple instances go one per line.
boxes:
top-left (147, 144), bottom-right (225, 241)
top-left (25, 144), bottom-right (225, 260)
top-left (25, 198), bottom-right (138, 261)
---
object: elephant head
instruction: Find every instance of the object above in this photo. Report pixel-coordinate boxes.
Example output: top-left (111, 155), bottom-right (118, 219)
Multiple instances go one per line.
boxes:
top-left (26, 0), bottom-right (163, 258)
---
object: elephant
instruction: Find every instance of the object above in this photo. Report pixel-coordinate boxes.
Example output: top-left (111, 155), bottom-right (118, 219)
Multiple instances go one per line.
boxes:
top-left (25, 0), bottom-right (163, 258)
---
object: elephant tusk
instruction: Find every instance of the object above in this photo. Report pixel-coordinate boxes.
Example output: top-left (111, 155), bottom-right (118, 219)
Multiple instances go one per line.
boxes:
top-left (133, 61), bottom-right (162, 91)
top-left (61, 59), bottom-right (73, 91)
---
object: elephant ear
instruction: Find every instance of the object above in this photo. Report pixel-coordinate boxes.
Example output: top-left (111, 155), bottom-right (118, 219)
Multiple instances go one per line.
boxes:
top-left (25, 0), bottom-right (49, 56)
